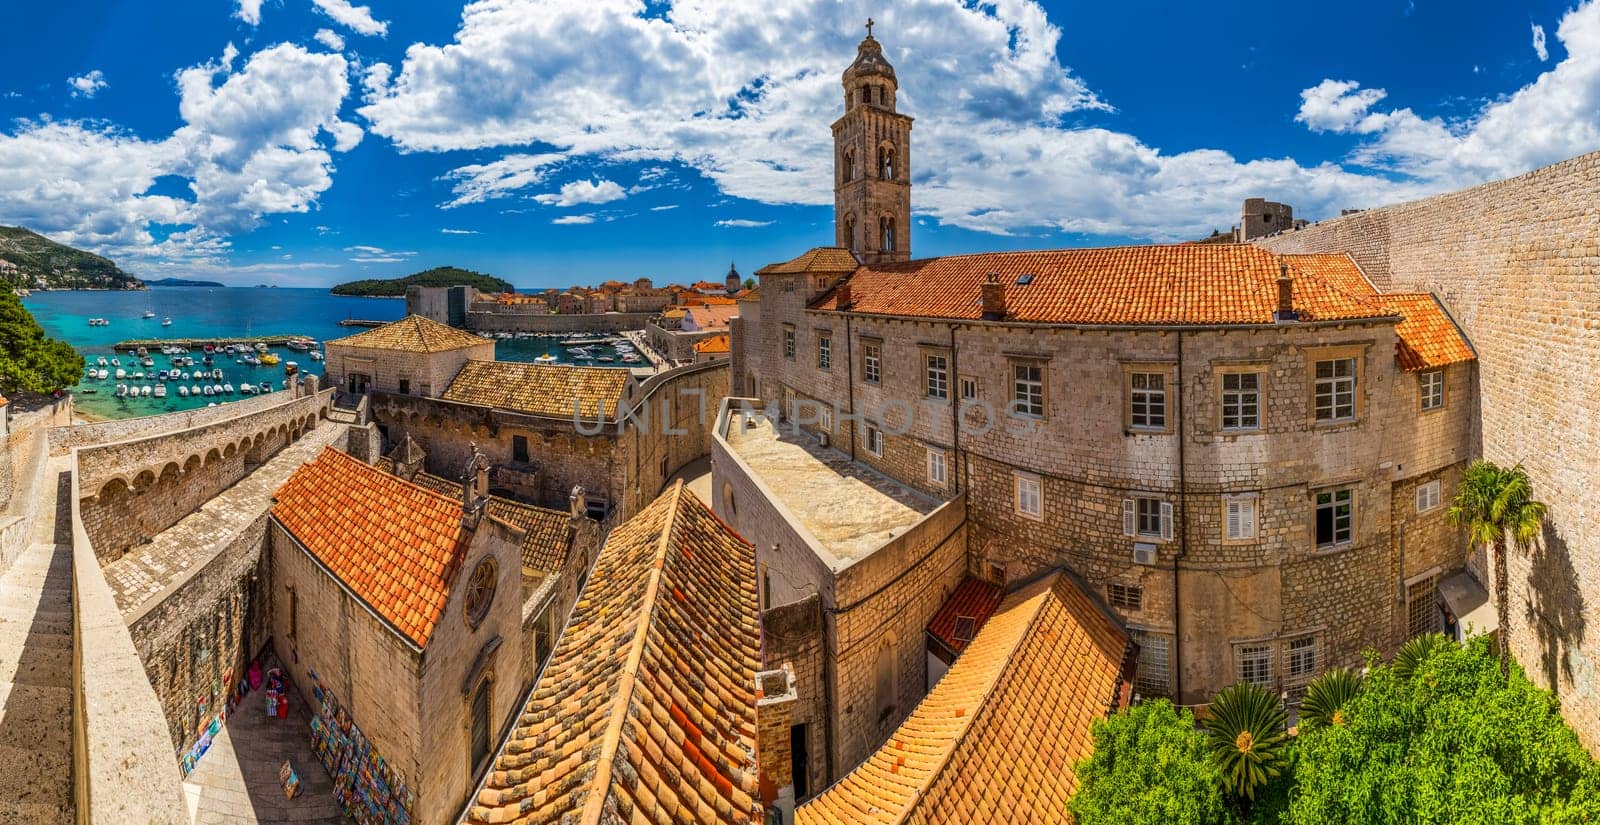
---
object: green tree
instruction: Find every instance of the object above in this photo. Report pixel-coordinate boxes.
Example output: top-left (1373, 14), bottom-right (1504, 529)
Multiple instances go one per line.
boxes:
top-left (1448, 460), bottom-right (1547, 680)
top-left (1204, 682), bottom-right (1289, 803)
top-left (1298, 668), bottom-right (1361, 730)
top-left (1070, 699), bottom-right (1231, 825)
top-left (0, 290), bottom-right (82, 395)
top-left (1288, 636), bottom-right (1600, 825)
top-left (743, 276), bottom-right (756, 290)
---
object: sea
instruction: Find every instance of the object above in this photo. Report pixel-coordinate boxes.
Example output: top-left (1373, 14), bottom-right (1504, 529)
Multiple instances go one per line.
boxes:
top-left (23, 287), bottom-right (636, 421)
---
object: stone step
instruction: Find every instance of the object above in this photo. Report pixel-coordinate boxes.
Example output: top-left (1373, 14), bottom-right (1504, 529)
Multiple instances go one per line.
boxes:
top-left (0, 798), bottom-right (74, 825)
top-left (0, 618), bottom-right (73, 650)
top-left (0, 682), bottom-right (74, 751)
top-left (0, 741), bottom-right (72, 814)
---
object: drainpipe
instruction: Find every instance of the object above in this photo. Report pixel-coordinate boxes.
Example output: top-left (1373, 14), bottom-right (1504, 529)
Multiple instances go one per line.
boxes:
top-left (949, 324), bottom-right (960, 494)
top-left (845, 314), bottom-right (856, 461)
top-left (1173, 330), bottom-right (1187, 703)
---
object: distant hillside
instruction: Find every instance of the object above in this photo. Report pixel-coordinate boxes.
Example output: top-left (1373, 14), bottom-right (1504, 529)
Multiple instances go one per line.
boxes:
top-left (0, 225), bottom-right (143, 290)
top-left (147, 277), bottom-right (225, 287)
top-left (330, 266), bottom-right (512, 297)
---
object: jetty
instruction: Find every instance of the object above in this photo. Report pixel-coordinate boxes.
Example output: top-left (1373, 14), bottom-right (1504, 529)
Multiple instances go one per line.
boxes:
top-left (338, 319), bottom-right (385, 328)
top-left (111, 334), bottom-right (318, 352)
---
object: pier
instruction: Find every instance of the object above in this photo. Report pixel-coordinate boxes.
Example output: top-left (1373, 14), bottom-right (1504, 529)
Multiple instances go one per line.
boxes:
top-left (110, 334), bottom-right (319, 352)
top-left (338, 319), bottom-right (385, 328)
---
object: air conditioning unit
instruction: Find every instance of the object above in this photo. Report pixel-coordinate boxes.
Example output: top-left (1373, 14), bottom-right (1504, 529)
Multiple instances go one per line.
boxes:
top-left (1132, 543), bottom-right (1158, 566)
top-left (816, 431), bottom-right (830, 448)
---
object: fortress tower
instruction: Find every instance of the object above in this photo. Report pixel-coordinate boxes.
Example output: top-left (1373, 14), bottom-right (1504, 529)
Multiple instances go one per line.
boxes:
top-left (833, 20), bottom-right (913, 264)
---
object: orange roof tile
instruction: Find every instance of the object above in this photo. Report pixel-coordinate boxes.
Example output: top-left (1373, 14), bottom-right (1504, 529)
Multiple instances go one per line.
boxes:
top-left (271, 448), bottom-right (470, 648)
top-left (694, 333), bottom-right (732, 355)
top-left (926, 577), bottom-right (1005, 656)
top-left (1284, 252), bottom-right (1377, 297)
top-left (756, 246), bottom-right (860, 276)
top-left (683, 294), bottom-right (738, 307)
top-left (797, 573), bottom-right (1131, 825)
top-left (684, 304), bottom-right (740, 330)
top-left (1376, 293), bottom-right (1477, 371)
top-left (692, 280), bottom-right (728, 291)
top-left (441, 360), bottom-right (632, 420)
top-left (409, 472), bottom-right (573, 573)
top-left (808, 244), bottom-right (1391, 326)
top-left (327, 314), bottom-right (491, 353)
top-left (466, 482), bottom-right (762, 825)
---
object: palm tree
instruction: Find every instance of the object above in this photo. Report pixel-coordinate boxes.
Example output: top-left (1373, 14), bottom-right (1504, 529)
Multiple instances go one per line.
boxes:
top-left (1392, 632), bottom-right (1452, 681)
top-left (1447, 460), bottom-right (1547, 680)
top-left (1203, 682), bottom-right (1288, 801)
top-left (1299, 667), bottom-right (1361, 729)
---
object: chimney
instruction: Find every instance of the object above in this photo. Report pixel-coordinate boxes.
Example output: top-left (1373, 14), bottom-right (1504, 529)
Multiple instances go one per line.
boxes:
top-left (834, 279), bottom-right (852, 310)
top-left (980, 272), bottom-right (1006, 321)
top-left (755, 664), bottom-right (799, 824)
top-left (1275, 261), bottom-right (1298, 323)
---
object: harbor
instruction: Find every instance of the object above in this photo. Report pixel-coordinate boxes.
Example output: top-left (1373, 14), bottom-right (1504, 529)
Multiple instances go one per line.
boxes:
top-left (110, 334), bottom-right (324, 352)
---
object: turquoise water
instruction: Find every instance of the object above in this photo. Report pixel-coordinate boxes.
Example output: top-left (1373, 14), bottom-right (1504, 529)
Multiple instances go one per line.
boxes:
top-left (24, 287), bottom-right (634, 420)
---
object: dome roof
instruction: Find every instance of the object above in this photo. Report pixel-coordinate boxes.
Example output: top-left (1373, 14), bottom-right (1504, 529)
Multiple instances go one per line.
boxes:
top-left (843, 35), bottom-right (896, 83)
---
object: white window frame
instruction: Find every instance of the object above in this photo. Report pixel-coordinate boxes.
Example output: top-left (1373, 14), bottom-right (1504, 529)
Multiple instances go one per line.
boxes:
top-left (817, 333), bottom-right (832, 370)
top-left (1123, 497), bottom-right (1173, 540)
top-left (1239, 644), bottom-right (1273, 688)
top-left (1419, 370), bottom-right (1444, 411)
top-left (782, 326), bottom-right (795, 360)
top-left (925, 353), bottom-right (949, 400)
top-left (1129, 372), bottom-right (1167, 430)
top-left (1225, 494), bottom-right (1258, 541)
top-left (818, 404), bottom-right (833, 433)
top-left (1415, 479), bottom-right (1441, 513)
top-left (1288, 635), bottom-right (1317, 682)
top-left (1221, 371), bottom-right (1261, 431)
top-left (864, 424), bottom-right (883, 457)
top-left (926, 448), bottom-right (947, 487)
top-left (863, 342), bottom-right (881, 384)
top-left (1012, 362), bottom-right (1045, 419)
top-left (1314, 357), bottom-right (1357, 422)
top-left (1014, 472), bottom-right (1043, 520)
top-left (1315, 488), bottom-right (1354, 549)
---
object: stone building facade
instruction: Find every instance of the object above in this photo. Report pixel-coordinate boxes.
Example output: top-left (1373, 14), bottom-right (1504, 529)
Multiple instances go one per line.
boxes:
top-left (832, 25), bottom-right (912, 264)
top-left (324, 314), bottom-right (494, 397)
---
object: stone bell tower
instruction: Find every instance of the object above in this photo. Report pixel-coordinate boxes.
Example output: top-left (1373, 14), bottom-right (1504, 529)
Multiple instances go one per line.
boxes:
top-left (833, 19), bottom-right (913, 264)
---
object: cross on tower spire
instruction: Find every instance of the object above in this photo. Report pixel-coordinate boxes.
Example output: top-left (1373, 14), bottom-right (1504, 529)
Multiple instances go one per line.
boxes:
top-left (865, 17), bottom-right (874, 37)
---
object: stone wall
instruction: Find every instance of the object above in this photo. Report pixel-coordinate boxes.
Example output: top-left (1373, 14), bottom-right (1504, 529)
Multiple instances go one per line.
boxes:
top-left (1256, 149), bottom-right (1600, 746)
top-left (49, 388), bottom-right (298, 456)
top-left (645, 321), bottom-right (725, 363)
top-left (463, 308), bottom-right (655, 334)
top-left (325, 339), bottom-right (493, 397)
top-left (621, 361), bottom-right (730, 513)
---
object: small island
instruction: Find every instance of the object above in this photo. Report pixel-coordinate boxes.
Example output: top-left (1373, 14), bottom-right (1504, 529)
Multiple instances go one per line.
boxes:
top-left (146, 277), bottom-right (225, 287)
top-left (330, 266), bottom-right (513, 297)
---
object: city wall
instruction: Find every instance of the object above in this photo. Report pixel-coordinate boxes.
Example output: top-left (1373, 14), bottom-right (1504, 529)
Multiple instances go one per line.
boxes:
top-left (1257, 148), bottom-right (1600, 747)
top-left (621, 360), bottom-right (730, 514)
top-left (464, 308), bottom-right (655, 334)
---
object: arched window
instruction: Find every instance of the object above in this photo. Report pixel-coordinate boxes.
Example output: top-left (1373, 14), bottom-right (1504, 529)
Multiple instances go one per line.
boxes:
top-left (842, 149), bottom-right (854, 183)
top-left (881, 216), bottom-right (895, 251)
top-left (879, 145), bottom-right (894, 180)
top-left (874, 637), bottom-right (897, 725)
top-left (845, 215), bottom-right (857, 251)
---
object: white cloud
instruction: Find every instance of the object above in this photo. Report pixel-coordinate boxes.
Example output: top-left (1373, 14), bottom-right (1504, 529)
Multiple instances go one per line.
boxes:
top-left (439, 152), bottom-right (563, 207)
top-left (1534, 22), bottom-right (1550, 61)
top-left (552, 214), bottom-right (595, 225)
top-left (714, 218), bottom-right (772, 227)
top-left (650, 204), bottom-right (679, 211)
top-left (1295, 79), bottom-right (1388, 133)
top-left (236, 0), bottom-right (264, 25)
top-left (534, 178), bottom-right (627, 207)
top-left (68, 70), bottom-right (107, 99)
top-left (312, 0), bottom-right (388, 37)
top-left (345, 246), bottom-right (417, 262)
top-left (314, 28), bottom-right (346, 51)
top-left (440, 227), bottom-right (479, 234)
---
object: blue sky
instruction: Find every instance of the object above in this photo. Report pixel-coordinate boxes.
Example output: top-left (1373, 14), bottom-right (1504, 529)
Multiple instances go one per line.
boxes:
top-left (1, 0), bottom-right (1593, 288)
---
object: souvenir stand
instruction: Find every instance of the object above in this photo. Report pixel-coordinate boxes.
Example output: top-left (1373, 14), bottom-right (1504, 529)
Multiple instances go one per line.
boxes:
top-left (306, 667), bottom-right (415, 824)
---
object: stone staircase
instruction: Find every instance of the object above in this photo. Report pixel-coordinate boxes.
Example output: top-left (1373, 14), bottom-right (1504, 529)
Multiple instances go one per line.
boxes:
top-left (0, 456), bottom-right (76, 823)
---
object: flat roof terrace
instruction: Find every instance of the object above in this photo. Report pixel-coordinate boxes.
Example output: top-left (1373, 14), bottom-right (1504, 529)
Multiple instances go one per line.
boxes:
top-left (722, 413), bottom-right (936, 568)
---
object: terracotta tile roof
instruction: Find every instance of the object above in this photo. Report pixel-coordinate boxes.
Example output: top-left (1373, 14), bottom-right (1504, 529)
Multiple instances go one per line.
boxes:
top-left (409, 472), bottom-right (572, 573)
top-left (692, 280), bottom-right (728, 291)
top-left (1284, 252), bottom-right (1377, 297)
top-left (683, 294), bottom-right (738, 307)
top-left (756, 246), bottom-right (860, 276)
top-left (797, 573), bottom-right (1131, 825)
top-left (466, 481), bottom-right (762, 825)
top-left (662, 307), bottom-right (688, 318)
top-left (694, 333), bottom-right (731, 355)
top-left (684, 304), bottom-right (740, 331)
top-left (926, 577), bottom-right (1005, 656)
top-left (1376, 293), bottom-right (1478, 372)
top-left (327, 314), bottom-right (491, 353)
top-left (441, 360), bottom-right (632, 420)
top-left (738, 287), bottom-right (760, 302)
top-left (271, 448), bottom-right (470, 648)
top-left (808, 244), bottom-right (1391, 325)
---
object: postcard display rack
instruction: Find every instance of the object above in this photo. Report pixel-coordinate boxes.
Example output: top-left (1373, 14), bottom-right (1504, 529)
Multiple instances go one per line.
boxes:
top-left (307, 667), bottom-right (415, 824)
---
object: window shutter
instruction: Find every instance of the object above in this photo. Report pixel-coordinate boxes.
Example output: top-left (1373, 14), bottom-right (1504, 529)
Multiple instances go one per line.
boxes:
top-left (1226, 500), bottom-right (1241, 540)
top-left (1160, 502), bottom-right (1175, 540)
top-left (1242, 499), bottom-right (1255, 538)
top-left (1122, 499), bottom-right (1135, 536)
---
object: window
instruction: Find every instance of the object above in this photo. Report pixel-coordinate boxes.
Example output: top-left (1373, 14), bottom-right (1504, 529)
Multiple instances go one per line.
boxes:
top-left (1129, 372), bottom-right (1167, 430)
top-left (398, 378), bottom-right (411, 395)
top-left (463, 557), bottom-right (498, 628)
top-left (782, 325), bottom-right (795, 360)
top-left (1314, 357), bottom-right (1357, 421)
top-left (880, 145), bottom-right (894, 180)
top-left (1132, 630), bottom-right (1170, 698)
top-left (1225, 495), bottom-right (1258, 541)
top-left (1239, 644), bottom-right (1273, 688)
top-left (1419, 370), bottom-right (1444, 410)
top-left (818, 404), bottom-right (833, 432)
top-left (470, 679), bottom-right (492, 771)
top-left (1014, 472), bottom-right (1042, 520)
top-left (287, 587), bottom-right (297, 641)
top-left (960, 377), bottom-right (977, 400)
top-left (791, 724), bottom-right (810, 800)
top-left (512, 435), bottom-right (529, 463)
top-left (1288, 636), bottom-right (1317, 682)
top-left (881, 216), bottom-right (896, 251)
top-left (862, 342), bottom-right (881, 384)
top-left (1126, 497), bottom-right (1171, 539)
top-left (926, 448), bottom-right (947, 487)
top-left (817, 333), bottom-right (832, 369)
top-left (873, 639), bottom-right (897, 725)
top-left (1222, 372), bottom-right (1261, 430)
top-left (1315, 489), bottom-right (1354, 548)
top-left (1407, 575), bottom-right (1441, 638)
top-left (865, 424), bottom-right (883, 457)
top-left (1108, 583), bottom-right (1142, 610)
top-left (925, 353), bottom-right (949, 399)
top-left (1012, 362), bottom-right (1045, 418)
top-left (1416, 479), bottom-right (1441, 513)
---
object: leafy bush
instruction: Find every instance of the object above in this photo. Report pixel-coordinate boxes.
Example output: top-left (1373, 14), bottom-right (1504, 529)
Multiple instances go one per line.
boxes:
top-left (1069, 699), bottom-right (1231, 825)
